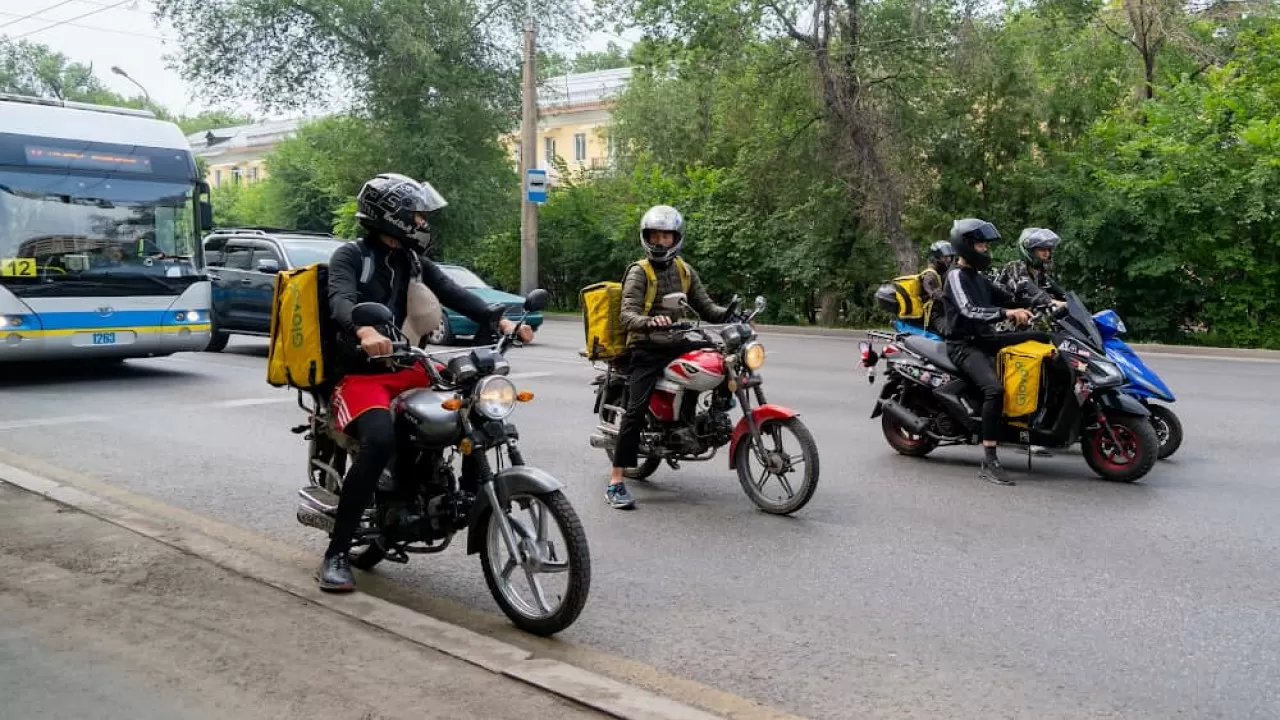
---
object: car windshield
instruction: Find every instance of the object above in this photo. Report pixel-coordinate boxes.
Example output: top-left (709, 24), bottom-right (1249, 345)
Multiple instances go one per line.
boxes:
top-left (280, 239), bottom-right (344, 267)
top-left (443, 266), bottom-right (489, 288)
top-left (0, 170), bottom-right (200, 296)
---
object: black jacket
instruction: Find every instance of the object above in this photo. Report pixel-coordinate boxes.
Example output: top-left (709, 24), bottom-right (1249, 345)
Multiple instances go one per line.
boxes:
top-left (327, 238), bottom-right (499, 375)
top-left (941, 265), bottom-right (1026, 342)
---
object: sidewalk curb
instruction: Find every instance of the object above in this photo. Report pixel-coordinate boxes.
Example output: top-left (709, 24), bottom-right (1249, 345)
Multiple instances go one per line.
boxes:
top-left (0, 462), bottom-right (730, 720)
top-left (541, 314), bottom-right (1280, 360)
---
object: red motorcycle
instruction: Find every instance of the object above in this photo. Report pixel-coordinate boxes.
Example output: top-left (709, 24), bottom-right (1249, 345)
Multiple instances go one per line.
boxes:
top-left (587, 293), bottom-right (819, 515)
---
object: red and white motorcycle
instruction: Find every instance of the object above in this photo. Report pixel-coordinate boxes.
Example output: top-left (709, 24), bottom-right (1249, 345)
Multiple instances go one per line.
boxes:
top-left (587, 293), bottom-right (819, 515)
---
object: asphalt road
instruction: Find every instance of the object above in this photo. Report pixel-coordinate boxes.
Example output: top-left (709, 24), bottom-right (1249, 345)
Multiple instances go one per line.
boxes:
top-left (2, 321), bottom-right (1278, 720)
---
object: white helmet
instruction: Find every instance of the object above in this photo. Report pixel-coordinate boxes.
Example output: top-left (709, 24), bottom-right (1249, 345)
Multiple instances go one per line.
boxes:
top-left (639, 204), bottom-right (684, 262)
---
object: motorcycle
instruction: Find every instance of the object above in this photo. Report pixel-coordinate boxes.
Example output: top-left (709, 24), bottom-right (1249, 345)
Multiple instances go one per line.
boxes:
top-left (292, 290), bottom-right (590, 636)
top-left (587, 293), bottom-right (820, 515)
top-left (860, 291), bottom-right (1161, 482)
top-left (1093, 309), bottom-right (1183, 460)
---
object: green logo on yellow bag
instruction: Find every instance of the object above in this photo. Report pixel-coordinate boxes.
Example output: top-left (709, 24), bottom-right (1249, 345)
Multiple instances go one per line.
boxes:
top-left (289, 286), bottom-right (305, 348)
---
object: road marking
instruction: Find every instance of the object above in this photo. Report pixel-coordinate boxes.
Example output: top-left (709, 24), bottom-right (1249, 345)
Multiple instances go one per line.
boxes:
top-left (206, 397), bottom-right (293, 408)
top-left (0, 414), bottom-right (113, 431)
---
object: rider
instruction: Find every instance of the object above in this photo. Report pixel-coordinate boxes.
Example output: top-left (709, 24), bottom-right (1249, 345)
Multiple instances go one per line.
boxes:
top-left (996, 228), bottom-right (1067, 457)
top-left (919, 240), bottom-right (955, 336)
top-left (319, 172), bottom-right (533, 592)
top-left (940, 218), bottom-right (1035, 487)
top-left (608, 204), bottom-right (731, 510)
top-left (996, 228), bottom-right (1067, 311)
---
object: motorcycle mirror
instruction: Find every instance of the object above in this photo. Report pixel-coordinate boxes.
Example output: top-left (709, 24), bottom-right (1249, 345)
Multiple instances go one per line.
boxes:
top-left (352, 302), bottom-right (394, 328)
top-left (754, 295), bottom-right (766, 312)
top-left (523, 288), bottom-right (550, 312)
top-left (660, 292), bottom-right (687, 310)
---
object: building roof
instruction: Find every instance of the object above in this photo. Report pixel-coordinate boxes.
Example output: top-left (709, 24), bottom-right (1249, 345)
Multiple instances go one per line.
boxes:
top-left (185, 117), bottom-right (307, 159)
top-left (537, 67), bottom-right (631, 111)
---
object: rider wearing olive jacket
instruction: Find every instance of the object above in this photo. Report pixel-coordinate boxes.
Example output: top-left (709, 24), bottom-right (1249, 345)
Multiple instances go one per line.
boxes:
top-left (607, 205), bottom-right (730, 510)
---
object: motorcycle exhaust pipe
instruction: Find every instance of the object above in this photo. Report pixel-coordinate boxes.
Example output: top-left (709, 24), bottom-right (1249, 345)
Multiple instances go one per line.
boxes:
top-left (296, 486), bottom-right (338, 534)
top-left (879, 398), bottom-right (931, 436)
top-left (589, 433), bottom-right (612, 449)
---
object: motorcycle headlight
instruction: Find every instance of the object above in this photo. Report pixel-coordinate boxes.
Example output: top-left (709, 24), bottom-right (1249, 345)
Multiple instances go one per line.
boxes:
top-left (742, 341), bottom-right (766, 370)
top-left (1086, 356), bottom-right (1125, 388)
top-left (474, 376), bottom-right (518, 419)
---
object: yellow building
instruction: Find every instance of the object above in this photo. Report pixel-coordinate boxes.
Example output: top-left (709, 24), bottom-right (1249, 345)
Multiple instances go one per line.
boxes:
top-left (503, 67), bottom-right (631, 185)
top-left (186, 118), bottom-right (305, 188)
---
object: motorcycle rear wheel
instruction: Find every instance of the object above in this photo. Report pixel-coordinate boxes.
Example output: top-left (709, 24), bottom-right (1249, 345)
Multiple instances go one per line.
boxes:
top-left (605, 447), bottom-right (662, 480)
top-left (480, 489), bottom-right (591, 636)
top-left (881, 412), bottom-right (938, 457)
top-left (734, 417), bottom-right (819, 515)
top-left (1082, 414), bottom-right (1159, 482)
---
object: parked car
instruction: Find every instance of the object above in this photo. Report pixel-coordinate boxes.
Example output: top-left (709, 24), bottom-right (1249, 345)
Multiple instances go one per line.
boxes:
top-left (202, 228), bottom-right (345, 352)
top-left (430, 264), bottom-right (545, 345)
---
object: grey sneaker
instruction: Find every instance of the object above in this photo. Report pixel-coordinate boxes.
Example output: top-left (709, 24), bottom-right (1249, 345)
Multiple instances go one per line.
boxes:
top-left (606, 482), bottom-right (636, 509)
top-left (980, 460), bottom-right (1015, 486)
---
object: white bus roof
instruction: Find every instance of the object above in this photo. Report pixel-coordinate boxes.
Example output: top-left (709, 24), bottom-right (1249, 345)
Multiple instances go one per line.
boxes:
top-left (0, 93), bottom-right (193, 152)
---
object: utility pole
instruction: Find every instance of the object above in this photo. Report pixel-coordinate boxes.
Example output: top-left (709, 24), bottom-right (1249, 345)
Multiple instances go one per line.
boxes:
top-left (518, 2), bottom-right (539, 295)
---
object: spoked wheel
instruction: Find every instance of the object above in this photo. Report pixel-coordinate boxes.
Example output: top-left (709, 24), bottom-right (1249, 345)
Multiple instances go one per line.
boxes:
top-left (733, 417), bottom-right (819, 515)
top-left (480, 490), bottom-right (591, 636)
top-left (1146, 403), bottom-right (1183, 460)
top-left (1083, 414), bottom-right (1159, 482)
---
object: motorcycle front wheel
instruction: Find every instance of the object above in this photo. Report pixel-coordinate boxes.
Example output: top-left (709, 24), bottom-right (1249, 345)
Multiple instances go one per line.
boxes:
top-left (733, 417), bottom-right (820, 515)
top-left (480, 489), bottom-right (591, 636)
top-left (1082, 414), bottom-right (1159, 482)
top-left (1146, 403), bottom-right (1183, 460)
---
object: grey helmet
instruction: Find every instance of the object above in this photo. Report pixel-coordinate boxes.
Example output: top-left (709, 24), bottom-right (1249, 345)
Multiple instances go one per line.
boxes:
top-left (354, 173), bottom-right (448, 252)
top-left (639, 204), bottom-right (684, 263)
top-left (1018, 227), bottom-right (1061, 270)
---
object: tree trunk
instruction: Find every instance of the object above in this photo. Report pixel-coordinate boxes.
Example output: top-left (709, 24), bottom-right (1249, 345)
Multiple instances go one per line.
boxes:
top-left (818, 289), bottom-right (843, 326)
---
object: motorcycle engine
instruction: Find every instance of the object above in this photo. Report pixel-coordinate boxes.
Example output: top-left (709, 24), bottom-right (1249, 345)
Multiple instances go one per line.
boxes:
top-left (694, 411), bottom-right (734, 448)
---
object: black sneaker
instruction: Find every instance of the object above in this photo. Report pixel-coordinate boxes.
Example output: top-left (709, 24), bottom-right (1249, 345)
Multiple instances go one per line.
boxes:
top-left (317, 553), bottom-right (355, 592)
top-left (980, 460), bottom-right (1015, 486)
top-left (605, 482), bottom-right (636, 509)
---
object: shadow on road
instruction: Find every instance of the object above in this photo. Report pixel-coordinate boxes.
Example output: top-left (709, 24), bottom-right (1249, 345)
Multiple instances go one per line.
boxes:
top-left (0, 359), bottom-right (198, 389)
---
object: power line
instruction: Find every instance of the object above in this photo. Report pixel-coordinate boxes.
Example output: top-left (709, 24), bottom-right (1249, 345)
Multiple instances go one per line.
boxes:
top-left (10, 0), bottom-right (135, 40)
top-left (0, 0), bottom-right (78, 30)
top-left (0, 9), bottom-right (163, 39)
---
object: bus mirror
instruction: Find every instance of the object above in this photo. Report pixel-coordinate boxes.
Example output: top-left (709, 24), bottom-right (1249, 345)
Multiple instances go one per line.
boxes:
top-left (199, 199), bottom-right (213, 231)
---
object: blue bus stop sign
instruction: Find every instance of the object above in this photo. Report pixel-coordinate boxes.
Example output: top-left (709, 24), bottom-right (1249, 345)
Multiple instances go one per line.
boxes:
top-left (525, 168), bottom-right (548, 203)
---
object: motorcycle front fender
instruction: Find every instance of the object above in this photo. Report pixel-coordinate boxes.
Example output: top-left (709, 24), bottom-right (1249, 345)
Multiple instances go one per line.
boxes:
top-left (465, 464), bottom-right (565, 555)
top-left (1093, 388), bottom-right (1150, 418)
top-left (728, 403), bottom-right (800, 468)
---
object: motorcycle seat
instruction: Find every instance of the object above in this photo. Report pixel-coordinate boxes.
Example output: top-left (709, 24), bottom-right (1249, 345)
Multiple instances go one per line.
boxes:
top-left (901, 336), bottom-right (959, 373)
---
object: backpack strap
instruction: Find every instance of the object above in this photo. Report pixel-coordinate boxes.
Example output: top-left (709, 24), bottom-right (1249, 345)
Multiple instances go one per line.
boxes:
top-left (355, 239), bottom-right (374, 289)
top-left (674, 256), bottom-right (691, 294)
top-left (635, 259), bottom-right (659, 314)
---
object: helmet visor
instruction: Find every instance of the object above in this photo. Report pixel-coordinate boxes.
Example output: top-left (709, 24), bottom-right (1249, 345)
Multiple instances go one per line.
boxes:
top-left (406, 180), bottom-right (448, 214)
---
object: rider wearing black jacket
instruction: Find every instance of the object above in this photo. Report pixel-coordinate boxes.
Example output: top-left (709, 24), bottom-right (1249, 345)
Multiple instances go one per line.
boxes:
top-left (941, 218), bottom-right (1034, 486)
top-left (318, 172), bottom-right (531, 593)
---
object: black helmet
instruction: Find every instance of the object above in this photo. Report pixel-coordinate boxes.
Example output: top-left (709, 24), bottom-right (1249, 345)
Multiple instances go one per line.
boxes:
top-left (1018, 227), bottom-right (1061, 270)
top-left (928, 240), bottom-right (955, 264)
top-left (355, 173), bottom-right (448, 252)
top-left (949, 218), bottom-right (1000, 272)
top-left (639, 204), bottom-right (684, 263)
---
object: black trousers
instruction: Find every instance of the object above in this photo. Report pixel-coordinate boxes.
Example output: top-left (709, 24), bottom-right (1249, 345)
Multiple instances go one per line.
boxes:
top-left (612, 344), bottom-right (692, 469)
top-left (947, 332), bottom-right (1048, 442)
top-left (327, 409), bottom-right (394, 557)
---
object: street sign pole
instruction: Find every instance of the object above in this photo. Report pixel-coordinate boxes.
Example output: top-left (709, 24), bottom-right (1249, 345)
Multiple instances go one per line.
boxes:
top-left (518, 5), bottom-right (539, 295)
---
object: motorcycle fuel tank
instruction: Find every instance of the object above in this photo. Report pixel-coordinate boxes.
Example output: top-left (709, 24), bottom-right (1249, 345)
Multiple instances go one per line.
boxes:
top-left (664, 349), bottom-right (726, 392)
top-left (392, 389), bottom-right (464, 446)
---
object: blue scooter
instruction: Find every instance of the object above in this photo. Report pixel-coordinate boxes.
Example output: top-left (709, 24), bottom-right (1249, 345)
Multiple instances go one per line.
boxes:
top-left (1092, 309), bottom-right (1183, 460)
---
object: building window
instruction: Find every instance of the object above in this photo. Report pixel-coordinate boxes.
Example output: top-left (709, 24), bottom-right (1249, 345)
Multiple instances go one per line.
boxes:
top-left (214, 169), bottom-right (222, 186)
top-left (250, 166), bottom-right (259, 182)
top-left (514, 140), bottom-right (522, 165)
top-left (543, 137), bottom-right (556, 168)
top-left (574, 133), bottom-right (586, 163)
top-left (232, 167), bottom-right (242, 185)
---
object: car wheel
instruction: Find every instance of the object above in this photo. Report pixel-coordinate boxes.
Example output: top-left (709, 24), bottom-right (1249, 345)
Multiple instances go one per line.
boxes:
top-left (429, 315), bottom-right (455, 345)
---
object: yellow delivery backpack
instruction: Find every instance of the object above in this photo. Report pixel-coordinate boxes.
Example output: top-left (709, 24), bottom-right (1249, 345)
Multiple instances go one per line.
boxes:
top-left (997, 339), bottom-right (1057, 418)
top-left (266, 262), bottom-right (333, 390)
top-left (580, 257), bottom-right (690, 361)
top-left (873, 268), bottom-right (940, 325)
